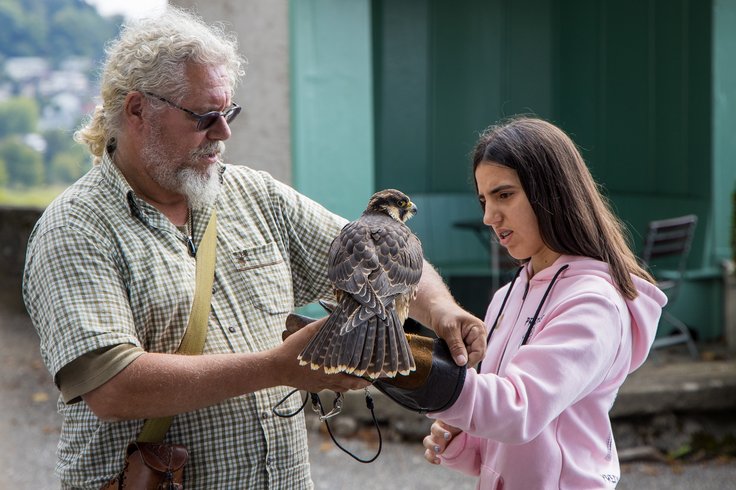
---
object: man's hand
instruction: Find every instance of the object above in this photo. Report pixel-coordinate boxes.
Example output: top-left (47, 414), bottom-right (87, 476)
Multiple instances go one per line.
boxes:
top-left (276, 316), bottom-right (370, 393)
top-left (423, 420), bottom-right (463, 465)
top-left (430, 305), bottom-right (487, 367)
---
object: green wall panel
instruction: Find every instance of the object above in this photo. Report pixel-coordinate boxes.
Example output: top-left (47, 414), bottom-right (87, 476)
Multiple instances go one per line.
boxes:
top-left (372, 0), bottom-right (431, 193)
top-left (713, 0), bottom-right (736, 262)
top-left (368, 0), bottom-right (725, 339)
top-left (373, 0), bottom-right (555, 194)
top-left (556, 0), bottom-right (712, 268)
top-left (290, 0), bottom-right (374, 219)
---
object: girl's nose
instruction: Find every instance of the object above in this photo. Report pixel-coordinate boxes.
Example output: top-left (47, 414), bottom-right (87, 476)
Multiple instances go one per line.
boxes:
top-left (483, 205), bottom-right (500, 227)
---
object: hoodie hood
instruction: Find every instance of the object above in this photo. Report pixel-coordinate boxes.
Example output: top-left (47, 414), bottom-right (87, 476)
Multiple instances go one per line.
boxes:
top-left (528, 255), bottom-right (667, 372)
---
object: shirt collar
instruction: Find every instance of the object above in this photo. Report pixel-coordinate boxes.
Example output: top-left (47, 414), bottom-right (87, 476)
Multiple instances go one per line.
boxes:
top-left (100, 151), bottom-right (167, 229)
top-left (101, 151), bottom-right (226, 233)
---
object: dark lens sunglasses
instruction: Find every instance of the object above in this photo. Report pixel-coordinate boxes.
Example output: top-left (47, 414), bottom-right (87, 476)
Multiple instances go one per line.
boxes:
top-left (143, 91), bottom-right (241, 131)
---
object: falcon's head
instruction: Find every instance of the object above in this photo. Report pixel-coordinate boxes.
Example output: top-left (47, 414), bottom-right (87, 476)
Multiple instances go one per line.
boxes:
top-left (366, 189), bottom-right (418, 223)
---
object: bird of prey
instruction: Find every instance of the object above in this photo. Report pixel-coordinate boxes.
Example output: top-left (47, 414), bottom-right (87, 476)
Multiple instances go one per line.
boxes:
top-left (298, 189), bottom-right (424, 378)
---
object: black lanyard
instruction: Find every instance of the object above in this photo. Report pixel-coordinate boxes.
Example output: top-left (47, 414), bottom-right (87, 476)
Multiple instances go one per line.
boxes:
top-left (479, 264), bottom-right (569, 372)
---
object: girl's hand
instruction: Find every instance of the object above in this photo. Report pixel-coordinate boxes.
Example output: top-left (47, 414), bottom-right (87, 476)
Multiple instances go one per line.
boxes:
top-left (422, 420), bottom-right (463, 464)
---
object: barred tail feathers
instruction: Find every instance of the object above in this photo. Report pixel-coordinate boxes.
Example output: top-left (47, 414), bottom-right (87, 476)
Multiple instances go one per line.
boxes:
top-left (298, 303), bottom-right (416, 378)
top-left (298, 305), bottom-right (346, 371)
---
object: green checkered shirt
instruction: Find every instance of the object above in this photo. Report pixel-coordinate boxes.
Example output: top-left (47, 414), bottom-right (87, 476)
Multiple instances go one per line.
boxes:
top-left (23, 154), bottom-right (346, 489)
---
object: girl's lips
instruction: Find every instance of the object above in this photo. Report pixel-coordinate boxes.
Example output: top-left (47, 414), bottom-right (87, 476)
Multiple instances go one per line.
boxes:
top-left (497, 230), bottom-right (512, 245)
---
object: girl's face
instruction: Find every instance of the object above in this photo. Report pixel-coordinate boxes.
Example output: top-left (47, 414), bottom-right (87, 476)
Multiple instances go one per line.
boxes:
top-left (475, 161), bottom-right (560, 276)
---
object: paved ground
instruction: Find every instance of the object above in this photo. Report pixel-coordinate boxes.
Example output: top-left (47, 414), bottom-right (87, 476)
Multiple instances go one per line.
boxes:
top-left (2, 286), bottom-right (735, 489)
top-left (307, 430), bottom-right (736, 490)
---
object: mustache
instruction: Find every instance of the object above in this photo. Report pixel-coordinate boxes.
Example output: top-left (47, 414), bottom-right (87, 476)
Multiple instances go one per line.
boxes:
top-left (191, 141), bottom-right (225, 159)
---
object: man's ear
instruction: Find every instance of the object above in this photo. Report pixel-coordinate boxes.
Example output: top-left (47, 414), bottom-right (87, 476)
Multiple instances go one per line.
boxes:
top-left (123, 91), bottom-right (146, 130)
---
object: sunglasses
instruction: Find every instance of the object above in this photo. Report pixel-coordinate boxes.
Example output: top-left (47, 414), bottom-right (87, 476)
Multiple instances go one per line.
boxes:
top-left (143, 91), bottom-right (241, 131)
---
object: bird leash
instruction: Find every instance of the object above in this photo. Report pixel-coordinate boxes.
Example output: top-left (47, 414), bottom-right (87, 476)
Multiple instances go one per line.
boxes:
top-left (273, 388), bottom-right (383, 464)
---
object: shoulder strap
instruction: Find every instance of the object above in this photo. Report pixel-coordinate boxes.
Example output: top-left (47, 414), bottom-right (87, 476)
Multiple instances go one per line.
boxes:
top-left (138, 210), bottom-right (217, 443)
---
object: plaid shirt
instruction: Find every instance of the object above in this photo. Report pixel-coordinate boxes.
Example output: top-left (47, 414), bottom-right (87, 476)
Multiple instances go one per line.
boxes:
top-left (23, 154), bottom-right (345, 489)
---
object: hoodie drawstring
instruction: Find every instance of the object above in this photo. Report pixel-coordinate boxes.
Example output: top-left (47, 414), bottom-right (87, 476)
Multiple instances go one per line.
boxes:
top-left (479, 264), bottom-right (569, 372)
top-left (520, 264), bottom-right (569, 345)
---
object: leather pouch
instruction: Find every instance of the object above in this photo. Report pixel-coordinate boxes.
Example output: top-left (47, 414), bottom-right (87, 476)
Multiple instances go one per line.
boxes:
top-left (100, 442), bottom-right (188, 490)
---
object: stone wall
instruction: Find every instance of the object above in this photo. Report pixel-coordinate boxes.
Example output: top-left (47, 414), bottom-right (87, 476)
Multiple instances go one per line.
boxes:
top-left (0, 206), bottom-right (43, 305)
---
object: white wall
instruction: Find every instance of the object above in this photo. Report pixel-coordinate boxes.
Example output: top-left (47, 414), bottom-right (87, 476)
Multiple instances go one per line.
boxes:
top-left (172, 0), bottom-right (292, 183)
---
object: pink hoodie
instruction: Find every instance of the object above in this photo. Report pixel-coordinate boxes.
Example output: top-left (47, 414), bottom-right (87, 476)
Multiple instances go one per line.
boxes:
top-left (431, 255), bottom-right (667, 489)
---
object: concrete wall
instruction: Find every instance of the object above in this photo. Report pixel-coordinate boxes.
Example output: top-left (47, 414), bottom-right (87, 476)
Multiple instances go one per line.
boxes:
top-left (173, 0), bottom-right (293, 183)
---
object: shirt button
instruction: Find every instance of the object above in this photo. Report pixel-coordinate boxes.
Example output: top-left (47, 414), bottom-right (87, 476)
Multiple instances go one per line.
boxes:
top-left (261, 411), bottom-right (271, 420)
top-left (266, 457), bottom-right (273, 466)
top-left (228, 326), bottom-right (236, 333)
top-left (212, 286), bottom-right (217, 294)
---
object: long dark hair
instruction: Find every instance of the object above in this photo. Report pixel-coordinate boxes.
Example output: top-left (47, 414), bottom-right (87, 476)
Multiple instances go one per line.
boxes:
top-left (472, 117), bottom-right (654, 300)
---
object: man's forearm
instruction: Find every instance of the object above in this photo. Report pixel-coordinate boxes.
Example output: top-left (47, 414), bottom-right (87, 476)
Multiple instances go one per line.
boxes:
top-left (81, 319), bottom-right (369, 421)
top-left (410, 260), bottom-right (487, 366)
top-left (410, 260), bottom-right (454, 329)
top-left (82, 351), bottom-right (278, 421)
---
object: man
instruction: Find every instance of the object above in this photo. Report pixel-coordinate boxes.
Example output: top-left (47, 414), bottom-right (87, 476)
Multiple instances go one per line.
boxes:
top-left (22, 7), bottom-right (485, 489)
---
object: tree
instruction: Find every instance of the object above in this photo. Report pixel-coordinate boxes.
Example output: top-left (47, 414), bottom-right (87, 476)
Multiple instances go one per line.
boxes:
top-left (0, 137), bottom-right (44, 187)
top-left (0, 0), bottom-right (45, 56)
top-left (0, 0), bottom-right (121, 62)
top-left (0, 97), bottom-right (40, 139)
top-left (49, 6), bottom-right (121, 61)
top-left (0, 157), bottom-right (7, 186)
top-left (48, 145), bottom-right (90, 184)
top-left (42, 129), bottom-right (92, 184)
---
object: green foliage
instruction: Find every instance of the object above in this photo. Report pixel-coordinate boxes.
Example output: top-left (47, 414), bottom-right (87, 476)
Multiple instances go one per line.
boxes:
top-left (0, 157), bottom-right (7, 186)
top-left (0, 185), bottom-right (66, 207)
top-left (0, 136), bottom-right (44, 187)
top-left (48, 146), bottom-right (90, 184)
top-left (0, 97), bottom-right (40, 138)
top-left (668, 432), bottom-right (736, 461)
top-left (0, 0), bottom-right (118, 194)
top-left (42, 129), bottom-right (91, 184)
top-left (0, 0), bottom-right (121, 62)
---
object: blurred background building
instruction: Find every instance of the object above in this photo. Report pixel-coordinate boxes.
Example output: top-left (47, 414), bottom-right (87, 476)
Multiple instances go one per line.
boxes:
top-left (173, 0), bottom-right (736, 343)
top-left (2, 0), bottom-right (735, 344)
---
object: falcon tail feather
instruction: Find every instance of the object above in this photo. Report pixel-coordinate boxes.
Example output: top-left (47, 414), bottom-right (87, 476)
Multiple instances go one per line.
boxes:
top-left (297, 304), bottom-right (346, 367)
top-left (364, 315), bottom-right (386, 377)
top-left (385, 311), bottom-right (399, 376)
top-left (297, 300), bottom-right (416, 377)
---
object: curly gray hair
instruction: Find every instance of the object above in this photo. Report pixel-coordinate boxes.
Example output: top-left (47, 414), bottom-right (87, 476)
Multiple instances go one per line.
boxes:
top-left (75, 7), bottom-right (246, 163)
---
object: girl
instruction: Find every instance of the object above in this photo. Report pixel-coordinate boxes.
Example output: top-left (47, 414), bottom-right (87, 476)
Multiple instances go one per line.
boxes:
top-left (422, 117), bottom-right (666, 489)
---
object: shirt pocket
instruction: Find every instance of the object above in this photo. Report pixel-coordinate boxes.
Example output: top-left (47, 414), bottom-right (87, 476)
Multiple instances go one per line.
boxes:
top-left (232, 242), bottom-right (292, 314)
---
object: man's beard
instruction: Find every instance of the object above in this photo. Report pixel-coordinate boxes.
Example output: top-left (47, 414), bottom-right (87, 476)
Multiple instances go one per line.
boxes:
top-left (141, 132), bottom-right (224, 209)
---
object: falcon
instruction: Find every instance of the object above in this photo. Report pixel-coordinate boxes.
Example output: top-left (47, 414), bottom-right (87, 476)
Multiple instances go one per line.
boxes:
top-left (298, 189), bottom-right (424, 378)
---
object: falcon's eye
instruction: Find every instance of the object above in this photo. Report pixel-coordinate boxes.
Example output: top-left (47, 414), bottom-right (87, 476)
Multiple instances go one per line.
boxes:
top-left (398, 199), bottom-right (407, 208)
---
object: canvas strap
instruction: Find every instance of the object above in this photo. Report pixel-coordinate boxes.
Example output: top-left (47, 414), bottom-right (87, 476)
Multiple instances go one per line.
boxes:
top-left (137, 210), bottom-right (217, 443)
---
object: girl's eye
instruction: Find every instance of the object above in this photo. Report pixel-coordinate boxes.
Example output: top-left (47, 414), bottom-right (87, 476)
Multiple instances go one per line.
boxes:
top-left (478, 198), bottom-right (486, 210)
top-left (499, 192), bottom-right (511, 200)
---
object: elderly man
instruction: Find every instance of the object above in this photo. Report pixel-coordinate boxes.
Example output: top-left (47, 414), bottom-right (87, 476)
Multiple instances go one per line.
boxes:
top-left (22, 7), bottom-right (485, 489)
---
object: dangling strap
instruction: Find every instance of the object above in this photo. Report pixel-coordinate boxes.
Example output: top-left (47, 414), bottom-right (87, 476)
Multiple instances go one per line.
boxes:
top-left (138, 210), bottom-right (217, 443)
top-left (520, 264), bottom-right (568, 346)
